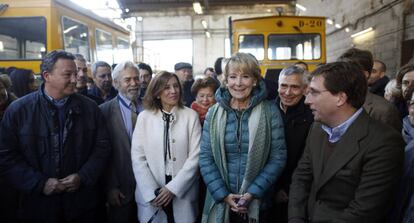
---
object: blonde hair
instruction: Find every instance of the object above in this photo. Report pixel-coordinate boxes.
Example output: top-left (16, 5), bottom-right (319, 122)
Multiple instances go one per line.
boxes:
top-left (223, 53), bottom-right (262, 85)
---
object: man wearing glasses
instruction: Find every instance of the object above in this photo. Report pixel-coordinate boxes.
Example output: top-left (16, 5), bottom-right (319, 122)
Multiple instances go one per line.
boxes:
top-left (288, 62), bottom-right (404, 223)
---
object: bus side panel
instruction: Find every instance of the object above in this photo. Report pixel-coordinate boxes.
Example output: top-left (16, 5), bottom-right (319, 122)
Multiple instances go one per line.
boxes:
top-left (0, 6), bottom-right (52, 74)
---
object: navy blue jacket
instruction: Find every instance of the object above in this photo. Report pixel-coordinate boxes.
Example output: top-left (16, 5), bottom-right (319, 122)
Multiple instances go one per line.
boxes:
top-left (183, 79), bottom-right (195, 107)
top-left (87, 86), bottom-right (118, 105)
top-left (0, 87), bottom-right (111, 221)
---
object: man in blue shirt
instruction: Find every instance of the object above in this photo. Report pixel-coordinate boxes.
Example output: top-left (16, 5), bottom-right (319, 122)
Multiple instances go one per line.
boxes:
top-left (100, 61), bottom-right (143, 223)
top-left (288, 62), bottom-right (404, 223)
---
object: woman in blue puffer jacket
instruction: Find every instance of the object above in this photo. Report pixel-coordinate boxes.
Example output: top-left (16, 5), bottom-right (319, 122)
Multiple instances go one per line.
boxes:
top-left (199, 52), bottom-right (287, 223)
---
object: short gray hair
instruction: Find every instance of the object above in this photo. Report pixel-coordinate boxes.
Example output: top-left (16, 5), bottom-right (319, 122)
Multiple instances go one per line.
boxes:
top-left (112, 61), bottom-right (139, 80)
top-left (279, 65), bottom-right (308, 85)
top-left (91, 61), bottom-right (111, 77)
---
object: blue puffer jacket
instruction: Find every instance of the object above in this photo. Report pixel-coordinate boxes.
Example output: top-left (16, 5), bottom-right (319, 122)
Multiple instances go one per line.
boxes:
top-left (199, 80), bottom-right (286, 204)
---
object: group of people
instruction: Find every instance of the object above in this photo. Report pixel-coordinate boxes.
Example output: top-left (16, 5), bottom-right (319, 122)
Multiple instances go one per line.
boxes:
top-left (0, 47), bottom-right (414, 223)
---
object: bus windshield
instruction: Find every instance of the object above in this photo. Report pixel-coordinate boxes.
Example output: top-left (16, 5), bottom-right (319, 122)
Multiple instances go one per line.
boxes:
top-left (238, 34), bottom-right (264, 60)
top-left (0, 17), bottom-right (47, 60)
top-left (268, 34), bottom-right (321, 60)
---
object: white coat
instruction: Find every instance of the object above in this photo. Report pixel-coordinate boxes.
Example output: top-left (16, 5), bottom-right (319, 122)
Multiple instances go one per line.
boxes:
top-left (131, 106), bottom-right (201, 223)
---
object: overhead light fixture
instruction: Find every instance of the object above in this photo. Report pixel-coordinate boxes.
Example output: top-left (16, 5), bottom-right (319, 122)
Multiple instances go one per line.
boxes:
top-left (201, 19), bottom-right (208, 29)
top-left (205, 31), bottom-right (211, 38)
top-left (295, 3), bottom-right (307, 11)
top-left (326, 19), bottom-right (333, 25)
top-left (351, 27), bottom-right (374, 38)
top-left (193, 2), bottom-right (203, 14)
top-left (335, 24), bottom-right (342, 29)
top-left (137, 16), bottom-right (143, 22)
top-left (125, 8), bottom-right (129, 13)
top-left (345, 27), bottom-right (350, 32)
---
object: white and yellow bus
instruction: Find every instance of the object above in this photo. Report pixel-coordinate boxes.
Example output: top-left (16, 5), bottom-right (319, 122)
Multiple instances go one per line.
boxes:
top-left (0, 0), bottom-right (132, 74)
top-left (231, 15), bottom-right (326, 81)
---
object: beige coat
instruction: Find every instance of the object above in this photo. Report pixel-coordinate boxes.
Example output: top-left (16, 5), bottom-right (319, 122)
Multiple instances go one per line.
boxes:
top-left (131, 106), bottom-right (201, 223)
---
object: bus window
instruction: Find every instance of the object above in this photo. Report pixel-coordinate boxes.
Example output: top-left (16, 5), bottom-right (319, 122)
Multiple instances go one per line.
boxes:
top-left (115, 37), bottom-right (131, 63)
top-left (96, 29), bottom-right (113, 64)
top-left (268, 34), bottom-right (321, 60)
top-left (238, 35), bottom-right (264, 60)
top-left (62, 17), bottom-right (90, 61)
top-left (0, 17), bottom-right (46, 60)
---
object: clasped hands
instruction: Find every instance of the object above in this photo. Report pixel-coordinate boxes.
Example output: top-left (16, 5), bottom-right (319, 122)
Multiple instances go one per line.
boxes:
top-left (151, 187), bottom-right (175, 207)
top-left (224, 193), bottom-right (253, 213)
top-left (43, 173), bottom-right (81, 195)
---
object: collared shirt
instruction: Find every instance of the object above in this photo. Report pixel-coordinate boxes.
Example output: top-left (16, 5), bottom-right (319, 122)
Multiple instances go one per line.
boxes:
top-left (321, 108), bottom-right (363, 143)
top-left (43, 89), bottom-right (69, 107)
top-left (118, 93), bottom-right (143, 140)
top-left (43, 87), bottom-right (69, 135)
top-left (43, 87), bottom-right (70, 174)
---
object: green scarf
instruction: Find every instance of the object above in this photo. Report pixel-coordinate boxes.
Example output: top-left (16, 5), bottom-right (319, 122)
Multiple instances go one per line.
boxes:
top-left (202, 101), bottom-right (272, 223)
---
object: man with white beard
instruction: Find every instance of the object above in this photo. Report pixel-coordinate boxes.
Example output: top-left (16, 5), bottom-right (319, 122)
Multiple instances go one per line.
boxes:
top-left (100, 61), bottom-right (143, 223)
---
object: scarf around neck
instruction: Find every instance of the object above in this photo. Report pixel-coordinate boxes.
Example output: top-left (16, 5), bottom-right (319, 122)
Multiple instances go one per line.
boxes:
top-left (202, 101), bottom-right (272, 223)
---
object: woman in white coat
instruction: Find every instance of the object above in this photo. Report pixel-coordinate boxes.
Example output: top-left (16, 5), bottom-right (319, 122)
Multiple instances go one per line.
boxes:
top-left (131, 71), bottom-right (201, 223)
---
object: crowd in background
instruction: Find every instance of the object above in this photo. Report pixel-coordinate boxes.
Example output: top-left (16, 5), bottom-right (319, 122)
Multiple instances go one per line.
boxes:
top-left (0, 48), bottom-right (414, 223)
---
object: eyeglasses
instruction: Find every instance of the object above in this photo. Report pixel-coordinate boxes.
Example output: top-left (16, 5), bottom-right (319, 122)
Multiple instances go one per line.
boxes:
top-left (306, 89), bottom-right (329, 97)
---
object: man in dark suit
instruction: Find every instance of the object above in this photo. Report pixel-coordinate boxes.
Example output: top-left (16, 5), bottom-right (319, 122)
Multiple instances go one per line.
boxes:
top-left (288, 62), bottom-right (404, 222)
top-left (273, 65), bottom-right (313, 222)
top-left (368, 60), bottom-right (389, 97)
top-left (100, 61), bottom-right (143, 223)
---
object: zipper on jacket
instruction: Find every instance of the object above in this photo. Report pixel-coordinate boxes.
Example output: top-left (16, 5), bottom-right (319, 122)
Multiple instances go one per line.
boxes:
top-left (235, 109), bottom-right (245, 192)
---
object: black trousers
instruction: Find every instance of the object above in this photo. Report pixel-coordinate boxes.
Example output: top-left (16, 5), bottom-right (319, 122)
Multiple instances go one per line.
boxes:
top-left (107, 200), bottom-right (138, 223)
top-left (20, 208), bottom-right (98, 223)
top-left (165, 175), bottom-right (174, 223)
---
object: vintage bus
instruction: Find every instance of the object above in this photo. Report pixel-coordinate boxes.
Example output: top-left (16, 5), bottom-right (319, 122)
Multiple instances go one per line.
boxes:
top-left (230, 15), bottom-right (326, 82)
top-left (0, 0), bottom-right (132, 74)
